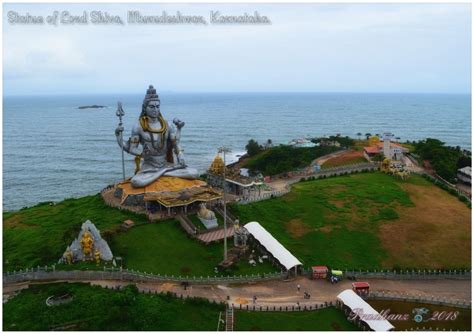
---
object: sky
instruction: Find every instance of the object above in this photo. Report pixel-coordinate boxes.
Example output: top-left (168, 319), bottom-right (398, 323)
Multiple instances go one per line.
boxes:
top-left (3, 3), bottom-right (472, 95)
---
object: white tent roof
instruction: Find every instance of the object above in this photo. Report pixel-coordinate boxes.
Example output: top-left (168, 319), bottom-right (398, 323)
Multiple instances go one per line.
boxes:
top-left (458, 166), bottom-right (471, 177)
top-left (337, 290), bottom-right (394, 332)
top-left (244, 221), bottom-right (302, 270)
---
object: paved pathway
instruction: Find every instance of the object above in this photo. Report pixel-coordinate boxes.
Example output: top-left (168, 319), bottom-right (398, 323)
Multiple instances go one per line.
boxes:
top-left (197, 226), bottom-right (235, 243)
top-left (8, 276), bottom-right (466, 308)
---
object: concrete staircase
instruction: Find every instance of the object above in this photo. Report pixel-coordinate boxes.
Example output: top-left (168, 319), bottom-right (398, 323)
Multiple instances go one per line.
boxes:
top-left (225, 306), bottom-right (234, 331)
top-left (176, 214), bottom-right (197, 236)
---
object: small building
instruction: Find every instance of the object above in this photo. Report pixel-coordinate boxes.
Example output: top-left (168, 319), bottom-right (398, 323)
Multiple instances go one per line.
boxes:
top-left (457, 166), bottom-right (471, 184)
top-left (364, 139), bottom-right (408, 161)
top-left (244, 221), bottom-right (302, 274)
top-left (121, 220), bottom-right (135, 230)
top-left (311, 266), bottom-right (328, 279)
top-left (206, 154), bottom-right (264, 197)
top-left (352, 282), bottom-right (370, 297)
top-left (337, 289), bottom-right (394, 331)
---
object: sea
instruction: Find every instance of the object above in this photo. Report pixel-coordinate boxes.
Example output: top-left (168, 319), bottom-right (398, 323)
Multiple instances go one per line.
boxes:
top-left (3, 93), bottom-right (471, 211)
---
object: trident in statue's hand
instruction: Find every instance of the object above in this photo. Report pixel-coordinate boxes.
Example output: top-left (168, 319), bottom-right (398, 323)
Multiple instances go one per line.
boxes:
top-left (115, 102), bottom-right (125, 136)
top-left (115, 101), bottom-right (126, 180)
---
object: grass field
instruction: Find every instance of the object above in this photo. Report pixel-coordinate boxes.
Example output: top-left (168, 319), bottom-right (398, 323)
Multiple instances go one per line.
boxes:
top-left (4, 172), bottom-right (470, 273)
top-left (3, 283), bottom-right (224, 331)
top-left (3, 195), bottom-right (147, 272)
top-left (111, 221), bottom-right (276, 276)
top-left (368, 300), bottom-right (471, 331)
top-left (321, 150), bottom-right (368, 169)
top-left (231, 172), bottom-right (471, 269)
top-left (234, 307), bottom-right (359, 331)
top-left (3, 194), bottom-right (276, 275)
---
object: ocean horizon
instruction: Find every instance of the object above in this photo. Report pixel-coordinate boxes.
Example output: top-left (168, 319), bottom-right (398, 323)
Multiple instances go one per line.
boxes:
top-left (3, 92), bottom-right (471, 211)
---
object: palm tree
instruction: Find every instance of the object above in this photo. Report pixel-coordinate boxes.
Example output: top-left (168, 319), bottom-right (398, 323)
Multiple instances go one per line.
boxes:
top-left (365, 133), bottom-right (372, 140)
top-left (356, 132), bottom-right (362, 140)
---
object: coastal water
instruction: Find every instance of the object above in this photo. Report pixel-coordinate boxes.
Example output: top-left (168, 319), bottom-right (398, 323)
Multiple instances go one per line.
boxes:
top-left (3, 93), bottom-right (471, 211)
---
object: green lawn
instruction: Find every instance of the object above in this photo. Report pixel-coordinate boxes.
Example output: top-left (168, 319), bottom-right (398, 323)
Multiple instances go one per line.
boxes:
top-left (235, 307), bottom-right (359, 331)
top-left (3, 194), bottom-right (148, 272)
top-left (5, 172), bottom-right (469, 273)
top-left (3, 194), bottom-right (277, 276)
top-left (3, 283), bottom-right (224, 331)
top-left (231, 172), bottom-right (469, 270)
top-left (112, 221), bottom-right (276, 276)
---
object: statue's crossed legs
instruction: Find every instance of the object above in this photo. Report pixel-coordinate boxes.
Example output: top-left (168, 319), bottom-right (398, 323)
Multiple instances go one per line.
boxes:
top-left (131, 166), bottom-right (199, 188)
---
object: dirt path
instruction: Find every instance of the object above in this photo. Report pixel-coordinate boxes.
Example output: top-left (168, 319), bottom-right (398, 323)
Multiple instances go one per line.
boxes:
top-left (9, 276), bottom-right (466, 307)
top-left (313, 149), bottom-right (349, 166)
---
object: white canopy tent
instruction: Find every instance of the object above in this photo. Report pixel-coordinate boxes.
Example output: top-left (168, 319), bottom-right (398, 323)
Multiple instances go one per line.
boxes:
top-left (244, 221), bottom-right (302, 272)
top-left (337, 289), bottom-right (395, 331)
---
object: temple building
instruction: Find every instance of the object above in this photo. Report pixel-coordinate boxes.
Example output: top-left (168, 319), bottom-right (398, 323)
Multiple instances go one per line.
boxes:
top-left (114, 177), bottom-right (222, 216)
top-left (206, 154), bottom-right (264, 198)
top-left (363, 133), bottom-right (408, 160)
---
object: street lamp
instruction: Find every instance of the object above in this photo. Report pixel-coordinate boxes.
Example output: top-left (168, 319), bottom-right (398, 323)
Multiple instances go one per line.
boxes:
top-left (218, 146), bottom-right (231, 262)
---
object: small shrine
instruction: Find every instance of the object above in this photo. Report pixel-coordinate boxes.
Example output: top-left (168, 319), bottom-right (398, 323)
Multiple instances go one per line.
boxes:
top-left (206, 154), bottom-right (264, 197)
top-left (197, 203), bottom-right (218, 229)
top-left (59, 220), bottom-right (113, 264)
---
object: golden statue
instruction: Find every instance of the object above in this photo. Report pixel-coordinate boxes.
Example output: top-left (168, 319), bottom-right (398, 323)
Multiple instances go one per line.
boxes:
top-left (80, 230), bottom-right (94, 258)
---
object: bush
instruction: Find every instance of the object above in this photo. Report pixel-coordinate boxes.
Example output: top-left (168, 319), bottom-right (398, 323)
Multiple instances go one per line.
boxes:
top-left (244, 145), bottom-right (340, 176)
top-left (245, 139), bottom-right (263, 157)
top-left (414, 138), bottom-right (470, 183)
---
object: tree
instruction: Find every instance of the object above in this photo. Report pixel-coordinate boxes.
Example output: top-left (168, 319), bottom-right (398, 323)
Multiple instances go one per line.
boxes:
top-left (414, 138), bottom-right (464, 183)
top-left (265, 139), bottom-right (273, 148)
top-left (365, 133), bottom-right (372, 140)
top-left (356, 132), bottom-right (362, 140)
top-left (245, 139), bottom-right (262, 157)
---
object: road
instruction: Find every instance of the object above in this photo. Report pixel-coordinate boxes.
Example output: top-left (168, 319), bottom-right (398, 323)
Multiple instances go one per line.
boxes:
top-left (6, 276), bottom-right (469, 307)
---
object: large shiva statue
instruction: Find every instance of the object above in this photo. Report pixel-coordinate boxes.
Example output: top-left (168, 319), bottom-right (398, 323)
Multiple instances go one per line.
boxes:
top-left (115, 85), bottom-right (198, 187)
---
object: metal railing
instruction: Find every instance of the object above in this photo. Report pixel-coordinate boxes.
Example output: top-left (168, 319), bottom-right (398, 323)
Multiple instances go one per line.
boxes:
top-left (368, 291), bottom-right (471, 309)
top-left (335, 268), bottom-right (470, 280)
top-left (3, 266), bottom-right (286, 285)
top-left (232, 300), bottom-right (335, 312)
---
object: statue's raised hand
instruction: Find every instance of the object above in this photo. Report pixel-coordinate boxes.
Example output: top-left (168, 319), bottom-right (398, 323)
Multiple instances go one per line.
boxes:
top-left (173, 118), bottom-right (185, 129)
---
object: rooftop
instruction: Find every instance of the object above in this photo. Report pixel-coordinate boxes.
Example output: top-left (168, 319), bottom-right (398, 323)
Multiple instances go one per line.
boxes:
top-left (244, 221), bottom-right (302, 271)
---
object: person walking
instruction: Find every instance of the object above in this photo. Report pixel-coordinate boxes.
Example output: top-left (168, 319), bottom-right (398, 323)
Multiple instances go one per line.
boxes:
top-left (297, 284), bottom-right (301, 292)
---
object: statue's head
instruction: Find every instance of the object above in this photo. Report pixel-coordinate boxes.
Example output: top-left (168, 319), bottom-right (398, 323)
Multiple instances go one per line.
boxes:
top-left (141, 85), bottom-right (161, 118)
